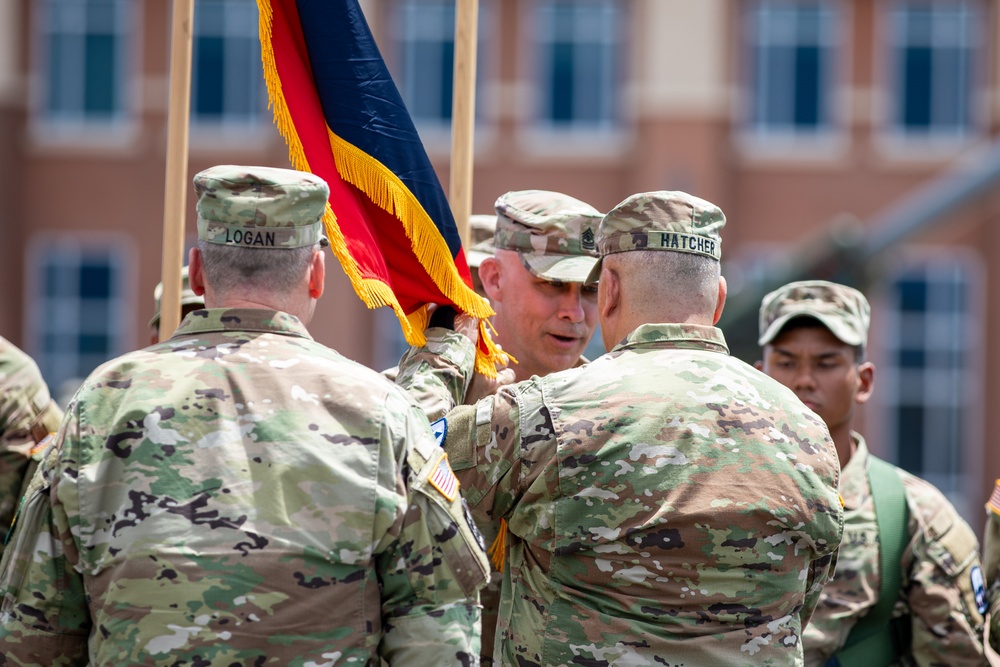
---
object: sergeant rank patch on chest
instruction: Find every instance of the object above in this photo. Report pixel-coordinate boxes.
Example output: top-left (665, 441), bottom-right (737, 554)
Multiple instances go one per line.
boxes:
top-left (429, 453), bottom-right (460, 502)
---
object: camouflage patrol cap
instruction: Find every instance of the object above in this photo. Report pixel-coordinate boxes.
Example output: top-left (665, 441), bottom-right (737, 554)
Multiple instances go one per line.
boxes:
top-left (758, 280), bottom-right (870, 348)
top-left (493, 190), bottom-right (602, 282)
top-left (148, 266), bottom-right (205, 329)
top-left (584, 191), bottom-right (725, 285)
top-left (465, 214), bottom-right (499, 269)
top-left (194, 165), bottom-right (330, 249)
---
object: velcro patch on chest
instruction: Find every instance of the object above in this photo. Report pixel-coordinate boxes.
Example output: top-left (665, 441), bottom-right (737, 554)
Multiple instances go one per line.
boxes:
top-left (428, 452), bottom-right (460, 502)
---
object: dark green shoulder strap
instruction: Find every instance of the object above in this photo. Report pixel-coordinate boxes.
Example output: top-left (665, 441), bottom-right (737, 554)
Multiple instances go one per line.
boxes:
top-left (827, 455), bottom-right (910, 667)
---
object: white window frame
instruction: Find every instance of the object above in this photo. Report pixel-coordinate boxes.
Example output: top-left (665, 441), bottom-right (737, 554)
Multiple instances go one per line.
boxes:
top-left (868, 248), bottom-right (985, 519)
top-left (31, 0), bottom-right (137, 147)
top-left (516, 0), bottom-right (628, 158)
top-left (388, 0), bottom-right (496, 155)
top-left (875, 0), bottom-right (983, 157)
top-left (25, 233), bottom-right (136, 398)
top-left (737, 0), bottom-right (848, 161)
top-left (191, 0), bottom-right (266, 129)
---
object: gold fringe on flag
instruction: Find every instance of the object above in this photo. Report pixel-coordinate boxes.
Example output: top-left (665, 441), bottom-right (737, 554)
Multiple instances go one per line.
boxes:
top-left (258, 1), bottom-right (505, 376)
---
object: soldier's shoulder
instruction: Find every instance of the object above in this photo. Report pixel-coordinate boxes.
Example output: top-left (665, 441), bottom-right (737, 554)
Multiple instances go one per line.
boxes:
top-left (893, 466), bottom-right (980, 560)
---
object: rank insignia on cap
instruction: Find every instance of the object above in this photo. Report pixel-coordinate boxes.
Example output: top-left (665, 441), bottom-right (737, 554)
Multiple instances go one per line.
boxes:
top-left (429, 453), bottom-right (460, 502)
top-left (989, 479), bottom-right (1000, 516)
top-left (971, 565), bottom-right (988, 615)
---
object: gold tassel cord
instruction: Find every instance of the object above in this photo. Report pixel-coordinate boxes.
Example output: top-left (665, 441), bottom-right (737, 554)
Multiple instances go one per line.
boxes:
top-left (488, 517), bottom-right (508, 571)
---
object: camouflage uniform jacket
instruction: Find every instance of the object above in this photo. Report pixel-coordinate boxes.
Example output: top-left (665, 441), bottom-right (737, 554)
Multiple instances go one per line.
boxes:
top-left (0, 308), bottom-right (489, 666)
top-left (982, 481), bottom-right (1000, 654)
top-left (802, 435), bottom-right (987, 666)
top-left (402, 322), bottom-right (844, 666)
top-left (0, 336), bottom-right (63, 556)
top-left (394, 329), bottom-right (584, 666)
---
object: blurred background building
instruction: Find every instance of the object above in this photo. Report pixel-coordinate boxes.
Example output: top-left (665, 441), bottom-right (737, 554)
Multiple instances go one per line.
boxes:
top-left (1, 0), bottom-right (998, 523)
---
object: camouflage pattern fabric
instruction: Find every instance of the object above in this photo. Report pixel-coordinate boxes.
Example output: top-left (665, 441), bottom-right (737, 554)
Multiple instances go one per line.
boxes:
top-left (399, 323), bottom-right (844, 666)
top-left (491, 189), bottom-right (601, 282)
top-left (985, 480), bottom-right (1000, 654)
top-left (0, 337), bottom-right (63, 557)
top-left (394, 330), bottom-right (477, 422)
top-left (395, 327), bottom-right (584, 666)
top-left (0, 309), bottom-right (489, 666)
top-left (802, 435), bottom-right (987, 666)
top-left (757, 280), bottom-right (870, 352)
top-left (194, 165), bottom-right (330, 249)
top-left (584, 190), bottom-right (723, 285)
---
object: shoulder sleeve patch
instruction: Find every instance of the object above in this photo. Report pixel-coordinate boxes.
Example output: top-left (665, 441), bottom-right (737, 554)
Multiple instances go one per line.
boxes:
top-left (428, 452), bottom-right (460, 502)
top-left (988, 479), bottom-right (1000, 516)
top-left (430, 417), bottom-right (447, 448)
top-left (972, 565), bottom-right (988, 615)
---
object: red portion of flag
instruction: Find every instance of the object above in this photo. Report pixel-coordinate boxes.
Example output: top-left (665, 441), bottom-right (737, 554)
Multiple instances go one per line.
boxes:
top-left (258, 0), bottom-right (495, 351)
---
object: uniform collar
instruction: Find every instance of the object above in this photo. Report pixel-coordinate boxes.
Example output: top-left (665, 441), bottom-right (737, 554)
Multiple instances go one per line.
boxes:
top-left (611, 322), bottom-right (729, 355)
top-left (839, 432), bottom-right (870, 510)
top-left (170, 308), bottom-right (314, 340)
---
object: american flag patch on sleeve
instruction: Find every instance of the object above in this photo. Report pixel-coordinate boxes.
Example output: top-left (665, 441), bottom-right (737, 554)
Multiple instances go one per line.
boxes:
top-left (988, 479), bottom-right (1000, 516)
top-left (429, 453), bottom-right (460, 502)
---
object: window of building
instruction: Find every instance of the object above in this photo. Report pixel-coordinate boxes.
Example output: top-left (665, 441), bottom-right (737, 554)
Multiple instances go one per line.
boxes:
top-left (37, 0), bottom-right (131, 126)
top-left (533, 0), bottom-right (622, 131)
top-left (26, 236), bottom-right (134, 398)
top-left (390, 0), bottom-right (491, 132)
top-left (394, 0), bottom-right (456, 127)
top-left (886, 0), bottom-right (980, 139)
top-left (744, 0), bottom-right (839, 137)
top-left (877, 256), bottom-right (983, 513)
top-left (192, 0), bottom-right (263, 126)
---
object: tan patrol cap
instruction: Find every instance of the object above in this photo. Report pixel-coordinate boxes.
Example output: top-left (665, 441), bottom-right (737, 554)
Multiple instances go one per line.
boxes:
top-left (758, 280), bottom-right (870, 348)
top-left (465, 214), bottom-right (499, 269)
top-left (585, 191), bottom-right (725, 285)
top-left (149, 266), bottom-right (205, 329)
top-left (492, 190), bottom-right (602, 282)
top-left (194, 165), bottom-right (330, 249)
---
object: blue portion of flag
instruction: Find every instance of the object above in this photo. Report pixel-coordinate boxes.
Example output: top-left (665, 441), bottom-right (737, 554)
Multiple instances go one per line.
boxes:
top-left (293, 0), bottom-right (462, 257)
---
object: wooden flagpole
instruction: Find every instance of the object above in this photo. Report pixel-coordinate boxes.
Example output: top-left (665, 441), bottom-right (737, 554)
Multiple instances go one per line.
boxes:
top-left (449, 0), bottom-right (479, 249)
top-left (158, 0), bottom-right (196, 341)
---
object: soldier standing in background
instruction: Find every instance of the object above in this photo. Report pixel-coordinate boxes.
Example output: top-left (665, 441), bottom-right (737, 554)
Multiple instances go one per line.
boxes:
top-left (757, 280), bottom-right (988, 666)
top-left (395, 189), bottom-right (603, 665)
top-left (0, 338), bottom-right (63, 557)
top-left (147, 265), bottom-right (205, 345)
top-left (399, 190), bottom-right (844, 665)
top-left (984, 481), bottom-right (1000, 654)
top-left (0, 165), bottom-right (488, 666)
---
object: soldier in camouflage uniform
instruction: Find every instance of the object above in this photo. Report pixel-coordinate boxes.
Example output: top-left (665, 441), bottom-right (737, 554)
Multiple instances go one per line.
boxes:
top-left (757, 280), bottom-right (988, 666)
top-left (398, 191), bottom-right (845, 666)
top-left (464, 190), bottom-right (602, 382)
top-left (0, 165), bottom-right (489, 666)
top-left (0, 338), bottom-right (63, 557)
top-left (395, 190), bottom-right (602, 665)
top-left (148, 265), bottom-right (205, 345)
top-left (984, 481), bottom-right (1000, 653)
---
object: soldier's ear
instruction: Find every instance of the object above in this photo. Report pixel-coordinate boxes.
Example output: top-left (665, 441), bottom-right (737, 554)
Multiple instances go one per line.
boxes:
top-left (188, 248), bottom-right (207, 296)
top-left (308, 249), bottom-right (325, 300)
top-left (712, 276), bottom-right (727, 325)
top-left (855, 361), bottom-right (875, 405)
top-left (479, 257), bottom-right (502, 301)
